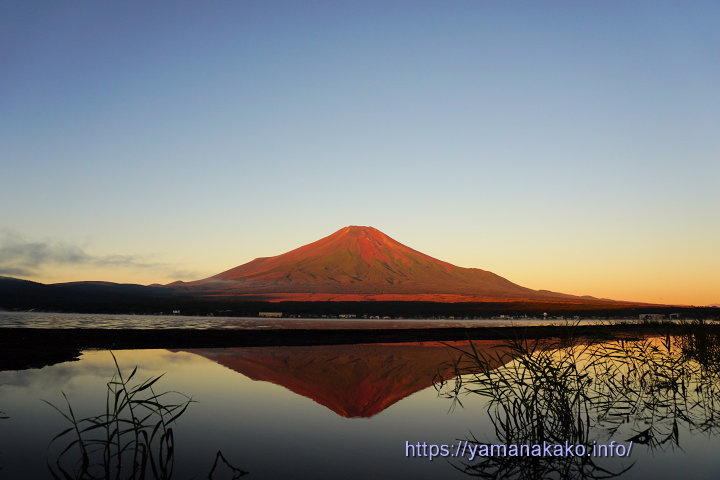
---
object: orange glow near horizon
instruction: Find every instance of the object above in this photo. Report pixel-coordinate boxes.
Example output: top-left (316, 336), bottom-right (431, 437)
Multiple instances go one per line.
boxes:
top-left (14, 225), bottom-right (719, 307)
top-left (3, 4), bottom-right (719, 311)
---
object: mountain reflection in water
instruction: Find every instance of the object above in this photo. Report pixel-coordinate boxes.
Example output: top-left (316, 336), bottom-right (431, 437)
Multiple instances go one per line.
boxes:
top-left (3, 326), bottom-right (720, 479)
top-left (181, 341), bottom-right (511, 418)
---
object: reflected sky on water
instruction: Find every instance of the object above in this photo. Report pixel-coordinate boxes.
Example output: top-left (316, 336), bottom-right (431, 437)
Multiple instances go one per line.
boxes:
top-left (1, 337), bottom-right (720, 479)
top-left (0, 311), bottom-right (664, 330)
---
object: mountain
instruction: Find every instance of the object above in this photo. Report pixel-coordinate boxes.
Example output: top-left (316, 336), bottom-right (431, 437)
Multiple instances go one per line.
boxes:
top-left (0, 276), bottom-right (179, 312)
top-left (170, 225), bottom-right (603, 303)
top-left (1, 226), bottom-right (664, 311)
top-left (183, 340), bottom-right (512, 417)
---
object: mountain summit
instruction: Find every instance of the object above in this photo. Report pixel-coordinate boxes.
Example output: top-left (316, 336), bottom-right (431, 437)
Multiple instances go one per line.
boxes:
top-left (171, 226), bottom-right (588, 302)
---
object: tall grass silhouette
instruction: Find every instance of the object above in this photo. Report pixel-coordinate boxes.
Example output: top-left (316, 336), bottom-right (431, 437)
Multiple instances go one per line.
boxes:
top-left (44, 352), bottom-right (247, 480)
top-left (0, 408), bottom-right (7, 473)
top-left (436, 321), bottom-right (720, 479)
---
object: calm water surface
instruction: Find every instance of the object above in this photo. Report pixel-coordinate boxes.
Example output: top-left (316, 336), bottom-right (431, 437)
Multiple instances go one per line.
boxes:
top-left (0, 311), bottom-right (651, 329)
top-left (2, 335), bottom-right (720, 479)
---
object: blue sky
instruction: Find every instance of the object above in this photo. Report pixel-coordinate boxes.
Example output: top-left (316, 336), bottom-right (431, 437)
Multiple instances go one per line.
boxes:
top-left (1, 1), bottom-right (719, 305)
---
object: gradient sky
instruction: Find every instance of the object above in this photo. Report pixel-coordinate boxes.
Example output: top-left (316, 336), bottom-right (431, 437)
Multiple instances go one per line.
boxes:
top-left (1, 1), bottom-right (718, 306)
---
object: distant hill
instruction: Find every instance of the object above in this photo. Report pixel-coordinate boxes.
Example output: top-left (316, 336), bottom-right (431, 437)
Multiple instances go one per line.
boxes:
top-left (0, 276), bottom-right (179, 312)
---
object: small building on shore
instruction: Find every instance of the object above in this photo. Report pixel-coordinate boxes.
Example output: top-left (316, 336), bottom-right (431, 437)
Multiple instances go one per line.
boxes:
top-left (259, 312), bottom-right (283, 318)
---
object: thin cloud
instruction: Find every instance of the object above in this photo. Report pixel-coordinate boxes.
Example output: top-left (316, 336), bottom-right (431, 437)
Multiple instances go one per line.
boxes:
top-left (0, 266), bottom-right (34, 277)
top-left (0, 230), bottom-right (197, 280)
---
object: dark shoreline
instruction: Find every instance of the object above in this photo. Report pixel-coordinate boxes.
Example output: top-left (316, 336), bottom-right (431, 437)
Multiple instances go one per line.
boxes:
top-left (3, 322), bottom-right (719, 372)
top-left (0, 323), bottom-right (688, 348)
top-left (3, 277), bottom-right (717, 319)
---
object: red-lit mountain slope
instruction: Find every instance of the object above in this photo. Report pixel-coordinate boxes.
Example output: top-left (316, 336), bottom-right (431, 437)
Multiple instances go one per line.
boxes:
top-left (169, 226), bottom-right (610, 303)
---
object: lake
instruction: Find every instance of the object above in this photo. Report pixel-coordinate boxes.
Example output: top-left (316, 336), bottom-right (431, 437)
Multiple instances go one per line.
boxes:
top-left (0, 311), bottom-right (653, 330)
top-left (2, 315), bottom-right (720, 479)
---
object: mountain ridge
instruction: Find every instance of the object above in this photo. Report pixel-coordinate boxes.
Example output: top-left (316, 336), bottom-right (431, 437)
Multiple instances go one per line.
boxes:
top-left (166, 226), bottom-right (614, 303)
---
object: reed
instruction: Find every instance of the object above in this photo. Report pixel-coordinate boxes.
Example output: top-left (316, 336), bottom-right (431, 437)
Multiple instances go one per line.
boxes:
top-left (43, 352), bottom-right (194, 480)
top-left (436, 325), bottom-right (720, 479)
top-left (0, 409), bottom-right (6, 474)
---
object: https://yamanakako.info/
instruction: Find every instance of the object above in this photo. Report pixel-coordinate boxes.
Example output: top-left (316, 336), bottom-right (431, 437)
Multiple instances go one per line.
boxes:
top-left (405, 440), bottom-right (633, 462)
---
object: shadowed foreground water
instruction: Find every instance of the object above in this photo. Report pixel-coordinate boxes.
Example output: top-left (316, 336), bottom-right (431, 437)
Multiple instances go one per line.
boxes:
top-left (1, 330), bottom-right (720, 479)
